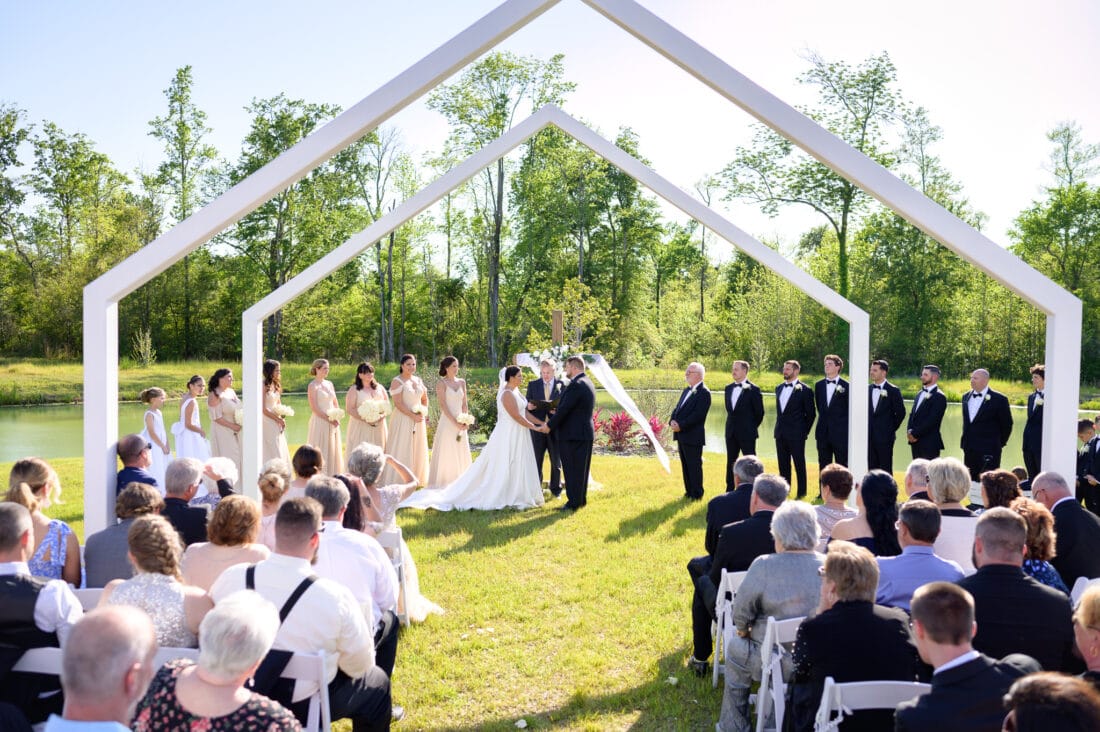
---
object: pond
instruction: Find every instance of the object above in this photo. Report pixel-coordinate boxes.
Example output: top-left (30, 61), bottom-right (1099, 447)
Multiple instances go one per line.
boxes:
top-left (0, 390), bottom-right (1052, 472)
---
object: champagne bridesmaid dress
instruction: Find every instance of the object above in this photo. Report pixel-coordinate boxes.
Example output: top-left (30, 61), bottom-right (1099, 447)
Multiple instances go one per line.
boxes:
top-left (262, 389), bottom-right (291, 465)
top-left (347, 386), bottom-right (389, 452)
top-left (208, 389), bottom-right (242, 487)
top-left (307, 382), bottom-right (344, 475)
top-left (426, 383), bottom-right (472, 488)
top-left (385, 377), bottom-right (429, 485)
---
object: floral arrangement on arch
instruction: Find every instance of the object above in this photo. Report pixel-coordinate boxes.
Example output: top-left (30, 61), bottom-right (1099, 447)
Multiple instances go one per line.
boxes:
top-left (531, 344), bottom-right (578, 384)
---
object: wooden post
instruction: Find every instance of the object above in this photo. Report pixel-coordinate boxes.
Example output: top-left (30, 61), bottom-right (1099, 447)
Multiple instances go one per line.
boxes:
top-left (552, 309), bottom-right (564, 346)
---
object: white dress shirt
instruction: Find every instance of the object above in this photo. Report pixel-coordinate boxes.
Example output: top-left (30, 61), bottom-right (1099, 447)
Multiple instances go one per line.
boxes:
top-left (914, 386), bottom-right (934, 411)
top-left (871, 382), bottom-right (885, 410)
top-left (0, 561), bottom-right (83, 646)
top-left (824, 379), bottom-right (838, 406)
top-left (967, 389), bottom-right (986, 422)
top-left (210, 553), bottom-right (374, 701)
top-left (933, 649), bottom-right (981, 675)
top-left (315, 520), bottom-right (397, 633)
top-left (778, 381), bottom-right (796, 412)
top-left (728, 382), bottom-right (744, 411)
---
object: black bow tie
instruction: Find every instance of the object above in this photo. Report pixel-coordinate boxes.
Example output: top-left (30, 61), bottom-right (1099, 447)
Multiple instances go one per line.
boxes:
top-left (924, 387), bottom-right (934, 393)
top-left (1036, 392), bottom-right (1043, 398)
top-left (825, 380), bottom-right (836, 385)
top-left (873, 385), bottom-right (884, 391)
top-left (732, 383), bottom-right (743, 389)
top-left (780, 383), bottom-right (794, 389)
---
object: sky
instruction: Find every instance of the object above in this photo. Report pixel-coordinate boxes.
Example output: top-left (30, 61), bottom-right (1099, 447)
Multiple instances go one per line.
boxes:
top-left (2, 0), bottom-right (1098, 262)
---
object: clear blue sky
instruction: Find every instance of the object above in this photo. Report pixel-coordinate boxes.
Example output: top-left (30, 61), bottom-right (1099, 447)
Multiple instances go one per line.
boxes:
top-left (2, 0), bottom-right (1097, 259)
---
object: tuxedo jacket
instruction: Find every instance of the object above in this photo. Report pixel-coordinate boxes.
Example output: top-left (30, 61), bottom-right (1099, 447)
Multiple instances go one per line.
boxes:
top-left (960, 389), bottom-right (1013, 454)
top-left (774, 381), bottom-right (815, 441)
top-left (162, 497), bottom-right (210, 547)
top-left (907, 386), bottom-right (947, 450)
top-left (957, 564), bottom-right (1077, 672)
top-left (671, 384), bottom-right (712, 447)
top-left (708, 510), bottom-right (775, 586)
top-left (704, 484), bottom-right (753, 556)
top-left (723, 382), bottom-right (764, 443)
top-left (867, 381), bottom-right (906, 445)
top-left (547, 372), bottom-right (596, 442)
top-left (1021, 391), bottom-right (1044, 454)
top-left (895, 653), bottom-right (1040, 732)
top-left (813, 378), bottom-right (848, 442)
top-left (1051, 499), bottom-right (1100, 588)
top-left (1078, 436), bottom-right (1100, 481)
top-left (525, 377), bottom-right (564, 423)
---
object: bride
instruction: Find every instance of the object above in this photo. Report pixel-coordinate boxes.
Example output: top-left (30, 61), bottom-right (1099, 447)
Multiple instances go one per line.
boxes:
top-left (400, 365), bottom-right (545, 511)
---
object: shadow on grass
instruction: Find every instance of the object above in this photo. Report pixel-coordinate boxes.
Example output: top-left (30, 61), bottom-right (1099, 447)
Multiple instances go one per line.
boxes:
top-left (604, 496), bottom-right (696, 543)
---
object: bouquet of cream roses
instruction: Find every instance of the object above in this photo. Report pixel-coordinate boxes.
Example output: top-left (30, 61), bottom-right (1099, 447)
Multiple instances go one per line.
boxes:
top-left (455, 412), bottom-right (475, 440)
top-left (272, 404), bottom-right (294, 418)
top-left (233, 408), bottom-right (245, 426)
top-left (358, 399), bottom-right (391, 423)
top-left (326, 407), bottom-right (345, 422)
top-left (411, 403), bottom-right (429, 434)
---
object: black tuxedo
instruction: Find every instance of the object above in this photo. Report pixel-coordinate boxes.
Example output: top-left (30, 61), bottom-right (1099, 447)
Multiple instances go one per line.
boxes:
top-left (814, 377), bottom-right (849, 469)
top-left (774, 381), bottom-right (815, 498)
top-left (868, 381), bottom-right (906, 473)
top-left (907, 386), bottom-right (947, 460)
top-left (1021, 391), bottom-right (1044, 480)
top-left (960, 388), bottom-right (1013, 480)
top-left (785, 600), bottom-right (921, 732)
top-left (1076, 436), bottom-right (1100, 512)
top-left (723, 381), bottom-right (764, 490)
top-left (672, 384), bottom-right (712, 500)
top-left (1051, 498), bottom-right (1100, 587)
top-left (162, 496), bottom-right (210, 546)
top-left (895, 653), bottom-right (1040, 732)
top-left (546, 372), bottom-right (596, 509)
top-left (957, 564), bottom-right (1077, 672)
top-left (526, 377), bottom-right (564, 494)
top-left (685, 483), bottom-right (754, 586)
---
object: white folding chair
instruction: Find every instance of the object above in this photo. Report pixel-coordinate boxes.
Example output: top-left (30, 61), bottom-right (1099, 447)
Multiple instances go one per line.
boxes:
top-left (754, 615), bottom-right (805, 732)
top-left (14, 646), bottom-right (198, 674)
top-left (813, 676), bottom-right (931, 732)
top-left (281, 651), bottom-right (331, 732)
top-left (375, 527), bottom-right (408, 626)
top-left (712, 568), bottom-right (749, 687)
top-left (73, 587), bottom-right (103, 610)
top-left (1071, 576), bottom-right (1100, 606)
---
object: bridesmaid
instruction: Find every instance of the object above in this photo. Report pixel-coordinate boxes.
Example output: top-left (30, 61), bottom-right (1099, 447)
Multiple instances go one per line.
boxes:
top-left (385, 354), bottom-right (430, 485)
top-left (207, 368), bottom-right (242, 488)
top-left (426, 356), bottom-right (472, 489)
top-left (346, 361), bottom-right (389, 453)
top-left (306, 358), bottom-right (344, 475)
top-left (261, 359), bottom-right (291, 465)
top-left (173, 376), bottom-right (210, 462)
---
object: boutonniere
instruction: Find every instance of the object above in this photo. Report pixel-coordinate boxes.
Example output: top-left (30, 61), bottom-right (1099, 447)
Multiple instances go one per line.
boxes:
top-left (836, 385), bottom-right (846, 394)
top-left (983, 394), bottom-right (990, 402)
top-left (1081, 445), bottom-right (1089, 456)
top-left (1034, 397), bottom-right (1044, 406)
top-left (793, 383), bottom-right (803, 391)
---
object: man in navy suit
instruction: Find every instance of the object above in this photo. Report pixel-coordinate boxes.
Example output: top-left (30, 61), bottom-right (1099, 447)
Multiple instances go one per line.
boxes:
top-left (960, 369), bottom-right (1014, 484)
top-left (526, 360), bottom-right (564, 497)
top-left (722, 360), bottom-right (764, 491)
top-left (774, 360), bottom-right (816, 499)
top-left (814, 354), bottom-right (849, 472)
top-left (544, 357), bottom-right (595, 511)
top-left (1021, 364), bottom-right (1045, 482)
top-left (161, 457), bottom-right (211, 546)
top-left (867, 359), bottom-right (906, 474)
top-left (907, 365), bottom-right (948, 460)
top-left (671, 362), bottom-right (712, 501)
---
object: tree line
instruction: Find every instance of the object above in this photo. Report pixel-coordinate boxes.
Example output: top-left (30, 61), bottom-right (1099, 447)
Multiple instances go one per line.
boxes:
top-left (0, 52), bottom-right (1097, 381)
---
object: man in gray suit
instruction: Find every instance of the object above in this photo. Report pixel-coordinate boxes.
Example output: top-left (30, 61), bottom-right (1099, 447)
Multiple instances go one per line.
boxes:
top-left (83, 483), bottom-right (164, 588)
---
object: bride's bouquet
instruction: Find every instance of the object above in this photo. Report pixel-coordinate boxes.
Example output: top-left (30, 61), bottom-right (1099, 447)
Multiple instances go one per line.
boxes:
top-left (272, 404), bottom-right (294, 418)
top-left (455, 412), bottom-right (475, 440)
top-left (326, 407), bottom-right (345, 422)
top-left (358, 399), bottom-right (391, 423)
top-left (233, 408), bottom-right (245, 426)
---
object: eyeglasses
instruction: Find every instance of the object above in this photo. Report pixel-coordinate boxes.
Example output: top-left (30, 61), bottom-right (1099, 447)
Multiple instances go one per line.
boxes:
top-left (143, 442), bottom-right (153, 451)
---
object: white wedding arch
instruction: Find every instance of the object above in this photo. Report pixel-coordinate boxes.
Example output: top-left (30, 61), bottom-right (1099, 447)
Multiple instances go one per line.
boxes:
top-left (82, 0), bottom-right (1080, 534)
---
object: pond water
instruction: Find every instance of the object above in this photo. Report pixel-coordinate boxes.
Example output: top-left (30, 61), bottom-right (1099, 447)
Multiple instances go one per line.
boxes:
top-left (0, 390), bottom-right (1050, 471)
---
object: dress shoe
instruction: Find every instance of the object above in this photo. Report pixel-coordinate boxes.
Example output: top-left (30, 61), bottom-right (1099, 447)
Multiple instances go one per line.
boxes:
top-left (687, 656), bottom-right (709, 677)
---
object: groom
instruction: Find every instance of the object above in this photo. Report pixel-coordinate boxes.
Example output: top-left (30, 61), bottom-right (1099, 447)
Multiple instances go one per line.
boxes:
top-left (542, 356), bottom-right (595, 511)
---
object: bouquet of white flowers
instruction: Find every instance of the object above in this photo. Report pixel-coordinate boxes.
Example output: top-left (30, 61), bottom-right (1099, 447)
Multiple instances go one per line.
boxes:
top-left (272, 404), bottom-right (295, 418)
top-left (411, 403), bottom-right (429, 434)
top-left (233, 408), bottom-right (245, 426)
top-left (326, 407), bottom-right (345, 422)
top-left (455, 412), bottom-right (475, 440)
top-left (358, 400), bottom-right (390, 423)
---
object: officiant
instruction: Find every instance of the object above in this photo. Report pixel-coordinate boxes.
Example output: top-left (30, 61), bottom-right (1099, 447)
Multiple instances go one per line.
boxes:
top-left (527, 360), bottom-right (565, 497)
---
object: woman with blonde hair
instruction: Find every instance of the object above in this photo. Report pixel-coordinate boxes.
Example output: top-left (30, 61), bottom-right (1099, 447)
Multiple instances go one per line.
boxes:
top-left (306, 358), bottom-right (344, 474)
top-left (100, 514), bottom-right (212, 647)
top-left (928, 456), bottom-right (978, 573)
top-left (181, 496), bottom-right (270, 592)
top-left (1075, 585), bottom-right (1100, 691)
top-left (1010, 496), bottom-right (1068, 594)
top-left (7, 457), bottom-right (81, 585)
top-left (257, 458), bottom-right (292, 549)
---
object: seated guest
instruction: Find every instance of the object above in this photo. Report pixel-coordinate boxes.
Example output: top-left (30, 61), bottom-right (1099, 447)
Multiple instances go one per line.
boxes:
top-left (337, 475), bottom-right (383, 533)
top-left (895, 582), bottom-right (1040, 732)
top-left (1032, 470), bottom-right (1100, 588)
top-left (286, 445), bottom-right (323, 501)
top-left (7, 457), bottom-right (82, 585)
top-left (1010, 497), bottom-right (1069, 594)
top-left (786, 540), bottom-right (921, 732)
top-left (957, 507), bottom-right (1076, 671)
top-left (1011, 465), bottom-right (1031, 496)
top-left (717, 501), bottom-right (823, 732)
top-left (45, 605), bottom-right (158, 731)
top-left (977, 468), bottom-right (1021, 512)
top-left (829, 469), bottom-right (902, 556)
top-left (258, 459), bottom-right (292, 550)
top-left (813, 463), bottom-right (858, 552)
top-left (876, 500), bottom-right (964, 611)
top-left (903, 458), bottom-right (931, 502)
top-left (131, 590), bottom-right (300, 731)
top-left (116, 434), bottom-right (158, 494)
top-left (928, 457), bottom-right (978, 573)
top-left (1002, 672), bottom-right (1100, 732)
top-left (0, 502), bottom-right (83, 724)
top-left (84, 483), bottom-right (163, 588)
top-left (161, 458), bottom-right (211, 546)
top-left (688, 455), bottom-right (765, 582)
top-left (210, 498), bottom-right (393, 728)
top-left (1075, 585), bottom-right (1100, 692)
top-left (181, 496), bottom-right (270, 592)
top-left (688, 473), bottom-right (788, 676)
top-left (101, 515), bottom-right (212, 648)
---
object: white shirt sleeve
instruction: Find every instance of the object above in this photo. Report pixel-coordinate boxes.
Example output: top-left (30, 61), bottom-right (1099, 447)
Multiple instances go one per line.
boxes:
top-left (35, 580), bottom-right (84, 646)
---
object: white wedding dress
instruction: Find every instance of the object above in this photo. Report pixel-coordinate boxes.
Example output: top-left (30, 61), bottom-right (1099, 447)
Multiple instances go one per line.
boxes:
top-left (399, 387), bottom-right (544, 511)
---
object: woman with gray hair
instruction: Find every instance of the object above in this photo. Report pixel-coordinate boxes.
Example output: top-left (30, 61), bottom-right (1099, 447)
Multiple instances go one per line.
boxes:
top-left (132, 590), bottom-right (300, 730)
top-left (717, 501), bottom-right (824, 732)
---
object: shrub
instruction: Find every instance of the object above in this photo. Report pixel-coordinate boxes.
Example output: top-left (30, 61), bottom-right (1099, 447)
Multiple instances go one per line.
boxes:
top-left (602, 411), bottom-right (637, 452)
top-left (466, 380), bottom-right (499, 437)
top-left (591, 406), bottom-right (608, 438)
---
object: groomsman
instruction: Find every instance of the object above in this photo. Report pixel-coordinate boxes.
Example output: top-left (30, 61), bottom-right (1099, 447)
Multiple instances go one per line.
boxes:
top-left (722, 360), bottom-right (764, 490)
top-left (867, 359), bottom-right (906, 474)
top-left (671, 362), bottom-right (712, 501)
top-left (1021, 364), bottom-right (1045, 481)
top-left (526, 360), bottom-right (564, 496)
top-left (907, 365), bottom-right (947, 460)
top-left (774, 360), bottom-right (816, 498)
top-left (960, 368), bottom-right (1014, 483)
top-left (1076, 419), bottom-right (1098, 510)
top-left (814, 354), bottom-right (849, 471)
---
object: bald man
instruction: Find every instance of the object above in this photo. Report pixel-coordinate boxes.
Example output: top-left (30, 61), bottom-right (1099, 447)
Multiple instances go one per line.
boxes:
top-left (960, 369), bottom-right (1013, 484)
